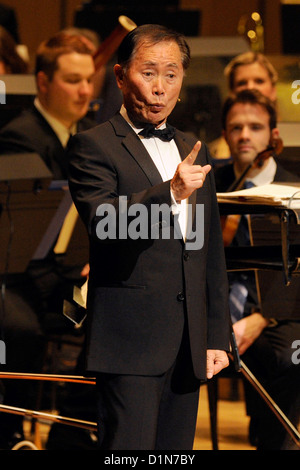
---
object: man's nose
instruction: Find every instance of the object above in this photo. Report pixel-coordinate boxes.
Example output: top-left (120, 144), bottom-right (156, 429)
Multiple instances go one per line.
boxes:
top-left (153, 77), bottom-right (165, 95)
top-left (246, 81), bottom-right (256, 90)
top-left (240, 126), bottom-right (250, 139)
top-left (79, 80), bottom-right (93, 95)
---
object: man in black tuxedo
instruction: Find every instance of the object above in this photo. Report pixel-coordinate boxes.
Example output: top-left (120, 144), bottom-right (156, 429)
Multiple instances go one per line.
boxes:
top-left (68, 24), bottom-right (230, 450)
top-left (0, 32), bottom-right (96, 448)
top-left (215, 89), bottom-right (300, 450)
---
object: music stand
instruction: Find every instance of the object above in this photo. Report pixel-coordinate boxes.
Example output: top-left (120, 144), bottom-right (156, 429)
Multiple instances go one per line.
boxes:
top-left (250, 209), bottom-right (300, 320)
top-left (0, 153), bottom-right (69, 274)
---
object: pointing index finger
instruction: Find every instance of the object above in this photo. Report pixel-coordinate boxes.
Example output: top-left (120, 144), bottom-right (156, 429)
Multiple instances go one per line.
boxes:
top-left (185, 141), bottom-right (201, 165)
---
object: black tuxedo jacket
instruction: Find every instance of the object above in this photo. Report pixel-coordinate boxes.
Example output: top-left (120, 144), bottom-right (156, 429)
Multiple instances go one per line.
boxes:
top-left (68, 113), bottom-right (230, 380)
top-left (0, 106), bottom-right (96, 179)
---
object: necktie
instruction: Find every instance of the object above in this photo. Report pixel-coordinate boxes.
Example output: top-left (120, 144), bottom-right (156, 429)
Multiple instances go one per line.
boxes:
top-left (138, 124), bottom-right (176, 142)
top-left (229, 281), bottom-right (248, 323)
top-left (244, 180), bottom-right (255, 189)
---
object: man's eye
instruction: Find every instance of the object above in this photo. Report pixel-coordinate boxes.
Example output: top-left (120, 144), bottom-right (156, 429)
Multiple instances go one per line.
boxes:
top-left (66, 78), bottom-right (80, 84)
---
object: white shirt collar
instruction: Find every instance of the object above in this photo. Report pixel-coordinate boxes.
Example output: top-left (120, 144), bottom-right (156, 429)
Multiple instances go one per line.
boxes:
top-left (234, 156), bottom-right (277, 187)
top-left (34, 97), bottom-right (77, 147)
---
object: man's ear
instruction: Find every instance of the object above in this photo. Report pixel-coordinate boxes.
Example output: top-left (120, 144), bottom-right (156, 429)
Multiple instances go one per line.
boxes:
top-left (270, 128), bottom-right (284, 154)
top-left (222, 129), bottom-right (228, 144)
top-left (36, 71), bottom-right (49, 94)
top-left (270, 127), bottom-right (280, 148)
top-left (114, 64), bottom-right (124, 89)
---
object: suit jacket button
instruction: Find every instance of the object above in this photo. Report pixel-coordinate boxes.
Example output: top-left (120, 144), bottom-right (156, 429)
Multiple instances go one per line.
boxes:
top-left (177, 292), bottom-right (185, 301)
top-left (183, 252), bottom-right (189, 261)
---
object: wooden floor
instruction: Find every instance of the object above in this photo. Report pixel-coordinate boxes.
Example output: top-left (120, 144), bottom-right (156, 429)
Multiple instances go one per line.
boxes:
top-left (20, 380), bottom-right (255, 451)
top-left (193, 384), bottom-right (254, 450)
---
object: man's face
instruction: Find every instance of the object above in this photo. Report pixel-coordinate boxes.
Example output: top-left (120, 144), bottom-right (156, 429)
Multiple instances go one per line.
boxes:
top-left (38, 52), bottom-right (95, 127)
top-left (114, 40), bottom-right (184, 127)
top-left (232, 62), bottom-right (277, 102)
top-left (223, 102), bottom-right (279, 173)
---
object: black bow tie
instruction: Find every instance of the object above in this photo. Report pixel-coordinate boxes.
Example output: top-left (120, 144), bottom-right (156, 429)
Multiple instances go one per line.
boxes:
top-left (139, 124), bottom-right (176, 142)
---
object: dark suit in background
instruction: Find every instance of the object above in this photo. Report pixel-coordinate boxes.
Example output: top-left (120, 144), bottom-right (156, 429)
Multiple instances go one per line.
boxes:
top-left (0, 106), bottom-right (95, 179)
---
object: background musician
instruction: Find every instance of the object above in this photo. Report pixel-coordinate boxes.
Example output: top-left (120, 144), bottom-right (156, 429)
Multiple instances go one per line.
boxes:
top-left (214, 89), bottom-right (300, 450)
top-left (209, 51), bottom-right (278, 159)
top-left (0, 32), bottom-right (97, 449)
top-left (224, 51), bottom-right (278, 104)
top-left (0, 31), bottom-right (96, 178)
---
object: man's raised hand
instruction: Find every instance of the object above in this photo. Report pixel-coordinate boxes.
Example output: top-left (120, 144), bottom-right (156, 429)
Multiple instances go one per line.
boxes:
top-left (171, 141), bottom-right (211, 202)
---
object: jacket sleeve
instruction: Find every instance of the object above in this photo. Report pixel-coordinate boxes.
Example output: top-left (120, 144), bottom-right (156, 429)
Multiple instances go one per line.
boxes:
top-left (205, 146), bottom-right (231, 351)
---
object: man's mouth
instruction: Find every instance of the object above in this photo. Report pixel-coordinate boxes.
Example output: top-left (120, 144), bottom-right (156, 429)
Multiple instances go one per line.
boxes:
top-left (149, 103), bottom-right (164, 112)
top-left (238, 145), bottom-right (253, 152)
top-left (75, 100), bottom-right (88, 106)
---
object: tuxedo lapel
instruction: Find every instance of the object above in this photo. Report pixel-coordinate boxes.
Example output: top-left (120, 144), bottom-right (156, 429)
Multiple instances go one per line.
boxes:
top-left (110, 113), bottom-right (163, 187)
top-left (122, 132), bottom-right (163, 186)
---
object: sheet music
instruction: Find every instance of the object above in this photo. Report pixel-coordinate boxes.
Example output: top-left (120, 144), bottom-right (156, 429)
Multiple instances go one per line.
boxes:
top-left (217, 182), bottom-right (300, 208)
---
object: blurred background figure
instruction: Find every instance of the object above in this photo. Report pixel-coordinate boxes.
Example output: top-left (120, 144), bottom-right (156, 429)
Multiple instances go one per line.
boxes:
top-left (0, 31), bottom-right (97, 449)
top-left (224, 51), bottom-right (278, 103)
top-left (215, 89), bottom-right (300, 450)
top-left (209, 51), bottom-right (278, 159)
top-left (62, 26), bottom-right (123, 124)
top-left (0, 31), bottom-right (96, 178)
top-left (0, 25), bottom-right (28, 74)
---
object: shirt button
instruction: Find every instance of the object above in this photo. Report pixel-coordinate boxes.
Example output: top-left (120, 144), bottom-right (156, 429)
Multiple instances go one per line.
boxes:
top-left (177, 292), bottom-right (185, 301)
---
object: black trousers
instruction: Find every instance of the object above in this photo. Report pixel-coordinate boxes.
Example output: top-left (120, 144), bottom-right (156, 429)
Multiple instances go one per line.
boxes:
top-left (95, 326), bottom-right (201, 450)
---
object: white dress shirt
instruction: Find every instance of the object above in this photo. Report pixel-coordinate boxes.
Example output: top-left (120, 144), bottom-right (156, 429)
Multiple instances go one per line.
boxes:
top-left (120, 105), bottom-right (188, 239)
top-left (235, 156), bottom-right (277, 187)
